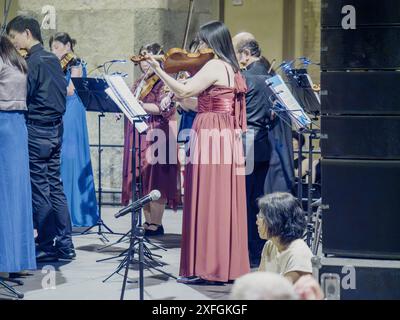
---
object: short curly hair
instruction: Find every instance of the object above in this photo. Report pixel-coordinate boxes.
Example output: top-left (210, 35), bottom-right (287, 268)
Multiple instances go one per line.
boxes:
top-left (258, 192), bottom-right (306, 246)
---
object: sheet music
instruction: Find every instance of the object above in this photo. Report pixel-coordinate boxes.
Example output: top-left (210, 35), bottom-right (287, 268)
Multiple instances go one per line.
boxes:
top-left (104, 75), bottom-right (148, 133)
top-left (266, 75), bottom-right (311, 130)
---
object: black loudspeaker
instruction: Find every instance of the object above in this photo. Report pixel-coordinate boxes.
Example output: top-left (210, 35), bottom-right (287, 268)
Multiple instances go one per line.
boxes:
top-left (322, 159), bottom-right (400, 259)
top-left (321, 71), bottom-right (400, 115)
top-left (318, 261), bottom-right (400, 300)
top-left (321, 27), bottom-right (400, 70)
top-left (321, 0), bottom-right (400, 27)
top-left (321, 116), bottom-right (400, 159)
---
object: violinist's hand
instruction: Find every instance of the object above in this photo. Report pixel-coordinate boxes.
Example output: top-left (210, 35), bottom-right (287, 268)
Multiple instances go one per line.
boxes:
top-left (144, 54), bottom-right (160, 71)
top-left (160, 95), bottom-right (172, 112)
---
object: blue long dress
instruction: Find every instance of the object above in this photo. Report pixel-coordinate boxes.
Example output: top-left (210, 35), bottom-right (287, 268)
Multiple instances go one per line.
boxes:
top-left (0, 111), bottom-right (36, 272)
top-left (61, 61), bottom-right (99, 227)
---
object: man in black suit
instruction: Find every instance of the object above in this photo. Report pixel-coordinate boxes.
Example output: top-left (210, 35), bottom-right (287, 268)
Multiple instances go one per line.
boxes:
top-left (233, 34), bottom-right (275, 267)
top-left (7, 16), bottom-right (75, 262)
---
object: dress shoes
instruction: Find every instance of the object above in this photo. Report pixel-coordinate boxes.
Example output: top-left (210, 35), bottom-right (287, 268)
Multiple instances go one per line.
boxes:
top-left (56, 248), bottom-right (77, 260)
top-left (36, 250), bottom-right (59, 262)
top-left (145, 224), bottom-right (164, 237)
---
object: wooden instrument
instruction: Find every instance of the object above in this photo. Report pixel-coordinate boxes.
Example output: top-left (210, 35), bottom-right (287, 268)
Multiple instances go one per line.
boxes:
top-left (312, 84), bottom-right (321, 92)
top-left (60, 52), bottom-right (75, 71)
top-left (18, 49), bottom-right (28, 59)
top-left (130, 47), bottom-right (214, 75)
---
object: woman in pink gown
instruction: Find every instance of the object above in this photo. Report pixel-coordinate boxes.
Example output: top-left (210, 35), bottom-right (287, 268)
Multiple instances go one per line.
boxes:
top-left (146, 21), bottom-right (250, 283)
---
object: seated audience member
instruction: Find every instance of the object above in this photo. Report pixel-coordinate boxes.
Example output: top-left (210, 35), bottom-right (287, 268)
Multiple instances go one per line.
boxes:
top-left (230, 272), bottom-right (297, 300)
top-left (256, 192), bottom-right (313, 283)
top-left (230, 272), bottom-right (324, 300)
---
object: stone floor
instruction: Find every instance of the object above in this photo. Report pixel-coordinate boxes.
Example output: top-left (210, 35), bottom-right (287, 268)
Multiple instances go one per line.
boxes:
top-left (0, 207), bottom-right (234, 300)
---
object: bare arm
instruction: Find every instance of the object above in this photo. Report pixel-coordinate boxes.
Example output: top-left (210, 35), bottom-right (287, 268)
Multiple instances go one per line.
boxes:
top-left (147, 57), bottom-right (220, 99)
top-left (285, 271), bottom-right (312, 284)
top-left (293, 275), bottom-right (324, 300)
top-left (67, 65), bottom-right (83, 96)
top-left (176, 97), bottom-right (198, 112)
top-left (142, 103), bottom-right (162, 115)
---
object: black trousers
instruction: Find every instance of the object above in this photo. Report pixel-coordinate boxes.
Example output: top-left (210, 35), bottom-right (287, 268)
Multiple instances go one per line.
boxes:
top-left (246, 161), bottom-right (269, 262)
top-left (27, 122), bottom-right (73, 253)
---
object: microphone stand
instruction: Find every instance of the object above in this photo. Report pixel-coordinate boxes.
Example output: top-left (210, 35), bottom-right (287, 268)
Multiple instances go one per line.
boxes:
top-left (101, 116), bottom-right (176, 301)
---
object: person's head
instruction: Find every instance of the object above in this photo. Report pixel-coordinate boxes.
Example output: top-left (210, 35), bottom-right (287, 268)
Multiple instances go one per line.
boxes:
top-left (6, 15), bottom-right (43, 50)
top-left (232, 32), bottom-right (255, 53)
top-left (235, 39), bottom-right (262, 69)
top-left (138, 42), bottom-right (164, 75)
top-left (257, 193), bottom-right (306, 246)
top-left (198, 21), bottom-right (240, 72)
top-left (233, 35), bottom-right (276, 74)
top-left (0, 35), bottom-right (28, 74)
top-left (230, 272), bottom-right (298, 300)
top-left (49, 32), bottom-right (76, 60)
top-left (293, 131), bottom-right (306, 152)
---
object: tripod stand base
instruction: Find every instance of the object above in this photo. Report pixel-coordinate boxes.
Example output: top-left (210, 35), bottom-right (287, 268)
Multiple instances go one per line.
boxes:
top-left (0, 278), bottom-right (24, 299)
top-left (74, 219), bottom-right (124, 242)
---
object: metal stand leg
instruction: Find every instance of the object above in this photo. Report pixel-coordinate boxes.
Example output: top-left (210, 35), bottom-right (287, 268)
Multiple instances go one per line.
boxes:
top-left (76, 113), bottom-right (123, 240)
top-left (0, 278), bottom-right (24, 299)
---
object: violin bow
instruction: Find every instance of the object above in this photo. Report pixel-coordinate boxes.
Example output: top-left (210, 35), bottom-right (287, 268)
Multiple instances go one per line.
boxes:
top-left (182, 0), bottom-right (196, 50)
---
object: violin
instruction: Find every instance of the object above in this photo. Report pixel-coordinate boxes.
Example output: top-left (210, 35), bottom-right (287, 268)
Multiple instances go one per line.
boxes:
top-left (18, 49), bottom-right (29, 59)
top-left (312, 84), bottom-right (321, 93)
top-left (60, 52), bottom-right (76, 71)
top-left (130, 47), bottom-right (215, 75)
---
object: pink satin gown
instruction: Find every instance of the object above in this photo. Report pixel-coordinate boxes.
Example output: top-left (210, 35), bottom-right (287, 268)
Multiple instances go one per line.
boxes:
top-left (179, 72), bottom-right (251, 282)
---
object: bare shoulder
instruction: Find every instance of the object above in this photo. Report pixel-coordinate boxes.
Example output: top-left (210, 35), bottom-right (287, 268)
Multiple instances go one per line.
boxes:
top-left (203, 58), bottom-right (230, 70)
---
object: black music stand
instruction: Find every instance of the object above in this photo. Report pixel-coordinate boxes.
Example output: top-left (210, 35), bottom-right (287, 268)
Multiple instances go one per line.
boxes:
top-left (285, 68), bottom-right (321, 117)
top-left (267, 74), bottom-right (320, 247)
top-left (72, 77), bottom-right (123, 241)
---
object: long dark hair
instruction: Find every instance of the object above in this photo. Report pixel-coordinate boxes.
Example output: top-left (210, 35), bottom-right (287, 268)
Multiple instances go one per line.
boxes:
top-left (49, 32), bottom-right (77, 52)
top-left (238, 39), bottom-right (276, 75)
top-left (139, 42), bottom-right (164, 56)
top-left (198, 21), bottom-right (240, 73)
top-left (0, 35), bottom-right (27, 74)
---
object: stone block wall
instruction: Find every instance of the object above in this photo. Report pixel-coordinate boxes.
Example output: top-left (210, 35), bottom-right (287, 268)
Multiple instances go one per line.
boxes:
top-left (13, 0), bottom-right (218, 203)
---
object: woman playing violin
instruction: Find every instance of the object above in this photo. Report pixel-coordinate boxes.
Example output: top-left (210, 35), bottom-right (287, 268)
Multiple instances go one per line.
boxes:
top-left (145, 21), bottom-right (250, 284)
top-left (122, 42), bottom-right (179, 237)
top-left (50, 32), bottom-right (99, 228)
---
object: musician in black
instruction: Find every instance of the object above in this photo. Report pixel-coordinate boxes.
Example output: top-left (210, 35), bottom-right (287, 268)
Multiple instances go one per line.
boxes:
top-left (233, 34), bottom-right (275, 267)
top-left (7, 16), bottom-right (75, 262)
top-left (234, 34), bottom-right (296, 267)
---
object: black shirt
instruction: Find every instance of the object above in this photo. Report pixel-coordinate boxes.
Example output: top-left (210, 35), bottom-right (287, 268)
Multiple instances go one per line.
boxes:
top-left (26, 44), bottom-right (67, 122)
top-left (242, 60), bottom-right (274, 161)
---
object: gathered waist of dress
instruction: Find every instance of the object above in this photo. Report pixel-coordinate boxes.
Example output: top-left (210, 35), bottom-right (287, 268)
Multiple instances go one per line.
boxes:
top-left (197, 98), bottom-right (235, 115)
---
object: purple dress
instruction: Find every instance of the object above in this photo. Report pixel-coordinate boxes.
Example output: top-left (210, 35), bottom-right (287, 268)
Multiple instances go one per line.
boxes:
top-left (122, 79), bottom-right (179, 206)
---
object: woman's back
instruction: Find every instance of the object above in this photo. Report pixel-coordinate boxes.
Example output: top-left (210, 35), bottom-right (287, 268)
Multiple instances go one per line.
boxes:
top-left (0, 57), bottom-right (27, 111)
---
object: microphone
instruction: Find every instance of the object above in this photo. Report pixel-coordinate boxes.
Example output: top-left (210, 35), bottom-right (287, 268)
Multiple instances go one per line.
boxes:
top-left (114, 190), bottom-right (161, 219)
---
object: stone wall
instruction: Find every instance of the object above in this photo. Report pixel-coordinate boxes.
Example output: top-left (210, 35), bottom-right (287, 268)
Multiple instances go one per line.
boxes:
top-left (302, 0), bottom-right (321, 82)
top-left (13, 0), bottom-right (219, 203)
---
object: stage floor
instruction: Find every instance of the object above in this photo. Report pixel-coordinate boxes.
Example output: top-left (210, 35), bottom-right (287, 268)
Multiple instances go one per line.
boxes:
top-left (0, 207), bottom-right (233, 300)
